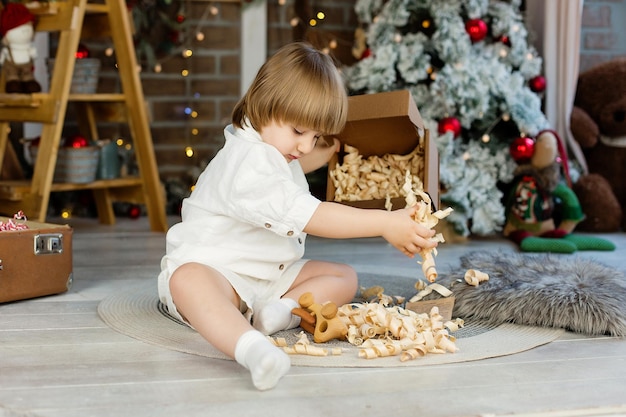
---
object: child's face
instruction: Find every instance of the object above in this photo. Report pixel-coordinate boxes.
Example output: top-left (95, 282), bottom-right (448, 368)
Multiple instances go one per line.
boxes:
top-left (259, 120), bottom-right (321, 163)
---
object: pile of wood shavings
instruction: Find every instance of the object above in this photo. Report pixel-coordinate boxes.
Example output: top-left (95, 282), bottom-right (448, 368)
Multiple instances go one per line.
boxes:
top-left (329, 144), bottom-right (425, 202)
top-left (337, 302), bottom-right (463, 361)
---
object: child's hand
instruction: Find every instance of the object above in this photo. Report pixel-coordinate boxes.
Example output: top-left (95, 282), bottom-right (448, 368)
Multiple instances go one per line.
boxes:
top-left (300, 137), bottom-right (341, 174)
top-left (318, 136), bottom-right (340, 157)
top-left (382, 206), bottom-right (437, 258)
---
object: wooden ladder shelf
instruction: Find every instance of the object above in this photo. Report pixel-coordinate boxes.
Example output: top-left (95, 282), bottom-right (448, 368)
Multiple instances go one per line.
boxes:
top-left (0, 0), bottom-right (168, 232)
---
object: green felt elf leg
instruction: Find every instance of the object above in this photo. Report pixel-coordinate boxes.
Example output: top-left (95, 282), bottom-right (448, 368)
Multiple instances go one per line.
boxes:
top-left (519, 236), bottom-right (578, 253)
top-left (564, 234), bottom-right (616, 251)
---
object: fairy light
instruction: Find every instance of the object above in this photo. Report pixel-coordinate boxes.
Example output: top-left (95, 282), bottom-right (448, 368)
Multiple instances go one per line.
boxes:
top-left (394, 33), bottom-right (402, 43)
top-left (196, 32), bottom-right (205, 41)
top-left (309, 18), bottom-right (317, 26)
top-left (191, 128), bottom-right (199, 136)
top-left (316, 11), bottom-right (325, 19)
top-left (105, 47), bottom-right (114, 57)
top-left (290, 17), bottom-right (299, 27)
top-left (185, 146), bottom-right (194, 157)
top-left (182, 48), bottom-right (193, 58)
top-left (181, 69), bottom-right (189, 77)
top-left (481, 134), bottom-right (490, 143)
top-left (190, 111), bottom-right (198, 118)
top-left (154, 63), bottom-right (162, 73)
top-left (278, 0), bottom-right (286, 5)
top-left (422, 19), bottom-right (431, 29)
top-left (329, 39), bottom-right (337, 49)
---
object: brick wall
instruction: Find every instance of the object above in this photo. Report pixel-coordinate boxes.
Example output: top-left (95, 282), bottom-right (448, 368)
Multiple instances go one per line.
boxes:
top-left (579, 0), bottom-right (626, 72)
top-left (72, 0), bottom-right (357, 197)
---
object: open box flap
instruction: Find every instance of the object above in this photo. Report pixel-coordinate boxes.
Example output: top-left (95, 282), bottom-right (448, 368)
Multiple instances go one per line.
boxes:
top-left (335, 90), bottom-right (425, 158)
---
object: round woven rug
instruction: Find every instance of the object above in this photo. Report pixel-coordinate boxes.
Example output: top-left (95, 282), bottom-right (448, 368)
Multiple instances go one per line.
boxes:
top-left (98, 279), bottom-right (564, 368)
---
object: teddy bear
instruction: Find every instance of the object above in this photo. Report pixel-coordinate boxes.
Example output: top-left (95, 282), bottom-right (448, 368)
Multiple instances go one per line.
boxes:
top-left (0, 2), bottom-right (41, 94)
top-left (570, 58), bottom-right (626, 232)
top-left (502, 129), bottom-right (614, 253)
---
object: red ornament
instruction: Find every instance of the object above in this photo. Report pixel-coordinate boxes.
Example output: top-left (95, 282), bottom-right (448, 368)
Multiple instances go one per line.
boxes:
top-left (465, 18), bottom-right (488, 43)
top-left (176, 14), bottom-right (185, 24)
top-left (360, 47), bottom-right (372, 60)
top-left (438, 116), bottom-right (462, 138)
top-left (128, 204), bottom-right (141, 219)
top-left (75, 44), bottom-right (90, 59)
top-left (510, 137), bottom-right (535, 163)
top-left (498, 35), bottom-right (511, 47)
top-left (529, 75), bottom-right (546, 93)
top-left (64, 135), bottom-right (89, 148)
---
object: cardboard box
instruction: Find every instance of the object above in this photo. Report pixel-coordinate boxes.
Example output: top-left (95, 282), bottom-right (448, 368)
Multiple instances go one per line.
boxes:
top-left (327, 90), bottom-right (439, 209)
top-left (0, 218), bottom-right (73, 303)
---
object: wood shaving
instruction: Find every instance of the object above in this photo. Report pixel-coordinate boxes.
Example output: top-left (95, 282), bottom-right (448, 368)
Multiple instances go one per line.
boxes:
top-left (271, 332), bottom-right (343, 357)
top-left (402, 170), bottom-right (453, 283)
top-left (464, 269), bottom-right (490, 286)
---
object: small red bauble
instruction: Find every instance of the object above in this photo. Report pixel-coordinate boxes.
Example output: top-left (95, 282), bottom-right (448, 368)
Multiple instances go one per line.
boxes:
top-left (64, 135), bottom-right (89, 148)
top-left (128, 204), bottom-right (141, 219)
top-left (438, 116), bottom-right (462, 138)
top-left (529, 75), bottom-right (546, 93)
top-left (498, 35), bottom-right (511, 47)
top-left (360, 47), bottom-right (372, 60)
top-left (465, 18), bottom-right (488, 43)
top-left (75, 44), bottom-right (90, 59)
top-left (510, 137), bottom-right (535, 162)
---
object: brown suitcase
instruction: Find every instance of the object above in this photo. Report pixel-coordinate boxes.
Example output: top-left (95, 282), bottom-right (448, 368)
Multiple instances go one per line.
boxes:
top-left (0, 217), bottom-right (73, 303)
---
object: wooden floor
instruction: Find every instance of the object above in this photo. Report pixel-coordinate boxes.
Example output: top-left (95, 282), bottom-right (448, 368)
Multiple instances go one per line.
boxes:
top-left (1, 216), bottom-right (626, 417)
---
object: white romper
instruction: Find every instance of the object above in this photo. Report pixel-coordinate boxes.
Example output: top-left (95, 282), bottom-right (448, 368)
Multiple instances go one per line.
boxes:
top-left (158, 123), bottom-right (321, 323)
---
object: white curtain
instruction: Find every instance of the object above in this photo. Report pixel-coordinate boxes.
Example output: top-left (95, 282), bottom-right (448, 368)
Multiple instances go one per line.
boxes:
top-left (537, 0), bottom-right (588, 174)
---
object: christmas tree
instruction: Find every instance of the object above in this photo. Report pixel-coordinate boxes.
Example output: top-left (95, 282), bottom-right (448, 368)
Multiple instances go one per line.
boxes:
top-left (344, 0), bottom-right (550, 236)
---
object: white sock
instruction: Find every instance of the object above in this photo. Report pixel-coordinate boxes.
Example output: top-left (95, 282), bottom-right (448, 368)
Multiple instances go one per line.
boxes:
top-left (234, 330), bottom-right (291, 391)
top-left (253, 298), bottom-right (301, 335)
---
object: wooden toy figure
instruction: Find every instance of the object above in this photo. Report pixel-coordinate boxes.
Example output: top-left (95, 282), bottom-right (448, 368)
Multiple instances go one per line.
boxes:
top-left (291, 292), bottom-right (348, 343)
top-left (0, 3), bottom-right (41, 94)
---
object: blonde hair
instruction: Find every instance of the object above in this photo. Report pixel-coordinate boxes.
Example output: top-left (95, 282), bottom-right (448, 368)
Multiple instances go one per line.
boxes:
top-left (232, 42), bottom-right (348, 136)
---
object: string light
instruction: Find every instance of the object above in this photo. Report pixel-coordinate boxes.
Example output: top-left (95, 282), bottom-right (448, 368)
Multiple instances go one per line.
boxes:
top-left (185, 146), bottom-right (194, 157)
